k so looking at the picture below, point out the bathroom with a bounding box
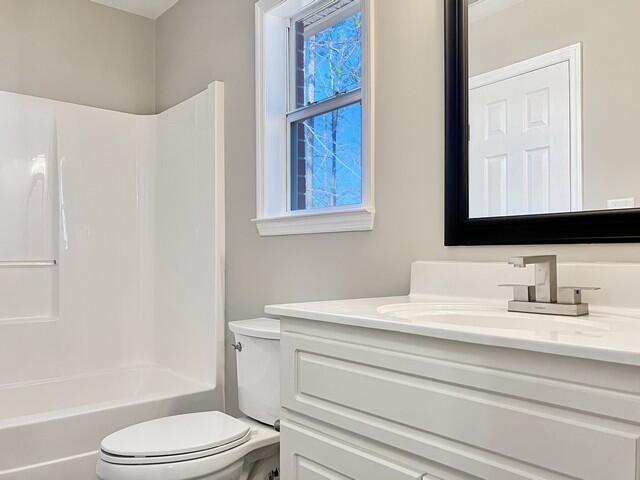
[2,0,640,478]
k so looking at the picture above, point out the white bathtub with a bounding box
[0,366,220,480]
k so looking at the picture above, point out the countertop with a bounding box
[265,295,640,367]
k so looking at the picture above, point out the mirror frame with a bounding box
[444,0,640,245]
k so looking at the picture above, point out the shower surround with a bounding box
[0,83,225,479]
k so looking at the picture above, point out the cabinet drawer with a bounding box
[281,420,425,480]
[282,330,640,480]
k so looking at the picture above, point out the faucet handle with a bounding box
[557,286,600,305]
[499,284,536,302]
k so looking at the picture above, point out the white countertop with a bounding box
[265,295,640,367]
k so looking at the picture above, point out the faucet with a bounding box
[508,255,557,303]
[501,255,598,316]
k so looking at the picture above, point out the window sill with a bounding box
[252,207,375,236]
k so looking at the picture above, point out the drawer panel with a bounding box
[296,457,351,480]
[281,420,425,480]
[282,331,640,480]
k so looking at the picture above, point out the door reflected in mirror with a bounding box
[468,0,638,219]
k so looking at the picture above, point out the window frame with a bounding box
[254,0,375,236]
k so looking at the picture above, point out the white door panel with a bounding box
[469,61,571,217]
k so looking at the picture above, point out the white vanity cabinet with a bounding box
[280,419,427,480]
[279,317,640,480]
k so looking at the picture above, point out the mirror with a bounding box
[468,0,638,218]
[444,0,640,245]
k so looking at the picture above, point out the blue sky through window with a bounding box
[292,10,362,210]
[303,12,362,105]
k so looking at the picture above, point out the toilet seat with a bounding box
[100,430,251,465]
[97,417,280,480]
[100,412,251,466]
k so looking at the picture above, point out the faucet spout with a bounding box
[508,255,557,303]
[501,255,596,316]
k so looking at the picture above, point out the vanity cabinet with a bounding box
[279,318,640,480]
[280,419,427,480]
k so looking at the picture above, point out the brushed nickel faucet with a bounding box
[500,255,599,316]
[508,255,557,303]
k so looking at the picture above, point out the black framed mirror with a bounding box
[445,0,640,245]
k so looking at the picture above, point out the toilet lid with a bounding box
[101,412,251,458]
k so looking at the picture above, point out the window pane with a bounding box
[291,102,362,210]
[295,9,362,107]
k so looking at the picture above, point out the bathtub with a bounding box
[0,366,220,480]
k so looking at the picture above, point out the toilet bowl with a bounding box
[96,319,280,480]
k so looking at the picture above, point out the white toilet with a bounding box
[96,319,281,480]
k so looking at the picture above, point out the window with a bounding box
[290,4,363,211]
[255,0,374,236]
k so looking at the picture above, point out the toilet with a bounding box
[96,318,281,480]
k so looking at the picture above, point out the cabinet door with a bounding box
[282,329,640,480]
[281,420,425,480]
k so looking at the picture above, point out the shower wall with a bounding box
[0,83,224,391]
[144,84,226,386]
[0,92,144,385]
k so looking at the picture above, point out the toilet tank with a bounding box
[228,318,280,426]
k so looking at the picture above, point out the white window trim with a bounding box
[254,0,375,236]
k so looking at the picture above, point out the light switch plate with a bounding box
[607,198,635,209]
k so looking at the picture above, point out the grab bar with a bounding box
[0,260,56,267]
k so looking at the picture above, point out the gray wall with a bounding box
[0,0,156,114]
[468,0,640,211]
[4,0,639,414]
[155,0,640,414]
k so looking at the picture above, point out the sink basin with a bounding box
[376,302,612,339]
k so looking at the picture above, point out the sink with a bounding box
[376,302,612,339]
[266,261,640,366]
